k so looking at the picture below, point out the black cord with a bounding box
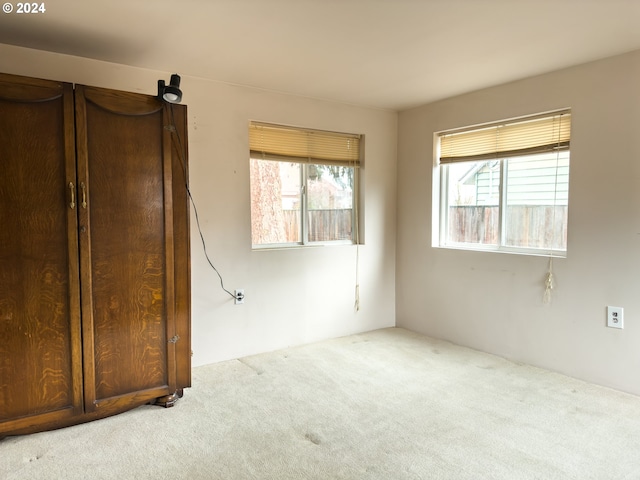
[167,104,236,300]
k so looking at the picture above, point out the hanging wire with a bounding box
[167,104,236,300]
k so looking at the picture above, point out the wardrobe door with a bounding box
[75,85,178,413]
[0,74,83,435]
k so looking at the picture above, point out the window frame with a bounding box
[248,121,361,250]
[434,110,571,257]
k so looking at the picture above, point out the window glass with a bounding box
[250,159,301,245]
[504,152,569,250]
[307,165,353,242]
[250,159,355,247]
[444,160,499,246]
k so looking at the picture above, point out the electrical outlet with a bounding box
[234,289,245,305]
[607,306,623,329]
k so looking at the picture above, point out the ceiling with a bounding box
[1,0,639,111]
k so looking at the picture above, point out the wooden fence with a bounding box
[283,209,352,242]
[449,205,568,249]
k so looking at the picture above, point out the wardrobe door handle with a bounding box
[80,182,87,208]
[69,182,75,209]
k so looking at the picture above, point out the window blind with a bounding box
[439,111,571,164]
[249,121,361,167]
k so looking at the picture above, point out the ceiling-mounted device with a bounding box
[158,74,182,104]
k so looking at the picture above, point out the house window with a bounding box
[249,122,361,248]
[436,110,571,255]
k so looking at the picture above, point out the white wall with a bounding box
[0,44,398,367]
[397,50,640,395]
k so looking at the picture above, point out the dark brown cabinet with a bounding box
[0,73,190,436]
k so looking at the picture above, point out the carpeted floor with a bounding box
[2,327,640,479]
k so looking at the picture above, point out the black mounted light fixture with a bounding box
[158,73,182,104]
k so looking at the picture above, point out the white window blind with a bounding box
[439,111,571,164]
[249,121,361,167]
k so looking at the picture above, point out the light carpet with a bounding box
[2,327,640,479]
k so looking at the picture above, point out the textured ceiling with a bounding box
[1,0,639,110]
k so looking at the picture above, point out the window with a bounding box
[436,110,571,255]
[249,122,361,248]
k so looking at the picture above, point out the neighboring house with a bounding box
[456,152,569,207]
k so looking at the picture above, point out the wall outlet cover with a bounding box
[607,306,623,329]
[234,289,245,305]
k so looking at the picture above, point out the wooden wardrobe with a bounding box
[0,73,191,437]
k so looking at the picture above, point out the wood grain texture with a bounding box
[0,77,81,427]
[1,75,190,436]
[82,87,163,116]
[79,88,169,403]
[0,72,66,102]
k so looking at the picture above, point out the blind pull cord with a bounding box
[543,257,555,305]
[543,114,564,304]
